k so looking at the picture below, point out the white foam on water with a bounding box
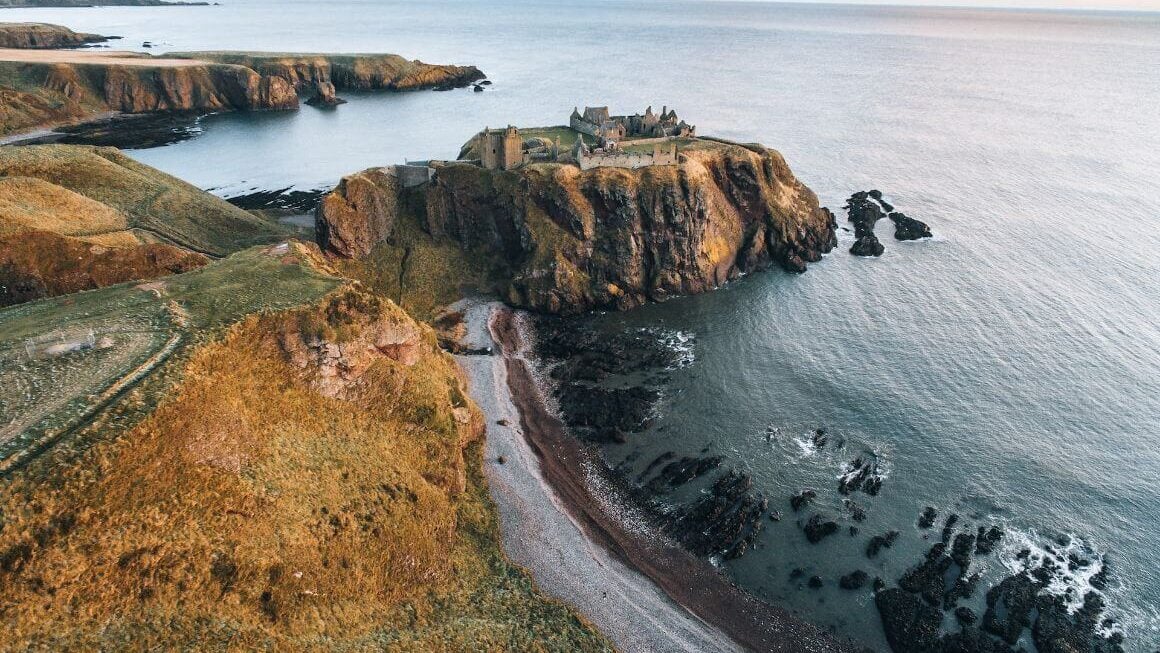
[637,326,697,370]
[999,527,1122,637]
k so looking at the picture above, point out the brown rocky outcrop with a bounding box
[0,22,112,49]
[317,140,837,314]
[276,287,424,398]
[0,229,207,306]
[1,51,481,136]
[315,167,400,258]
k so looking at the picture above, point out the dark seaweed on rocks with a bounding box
[533,315,683,443]
[534,316,770,562]
[803,514,840,544]
[13,112,204,149]
[226,187,327,214]
[838,455,885,496]
[874,520,1127,653]
[867,530,900,558]
[654,470,768,560]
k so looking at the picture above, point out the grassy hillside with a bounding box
[0,241,611,650]
[0,145,285,256]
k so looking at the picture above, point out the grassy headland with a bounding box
[0,142,610,649]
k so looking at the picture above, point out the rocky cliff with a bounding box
[0,51,482,136]
[0,22,112,48]
[176,51,485,93]
[317,139,837,314]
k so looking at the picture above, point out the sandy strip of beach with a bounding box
[0,48,203,66]
[454,298,859,653]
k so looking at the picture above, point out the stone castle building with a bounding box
[476,106,692,171]
[479,125,523,170]
[570,105,695,141]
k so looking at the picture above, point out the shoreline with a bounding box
[457,298,859,653]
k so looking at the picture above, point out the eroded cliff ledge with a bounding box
[0,50,483,136]
[0,23,113,49]
[317,138,837,314]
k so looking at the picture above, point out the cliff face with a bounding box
[39,60,299,113]
[314,167,400,258]
[178,52,485,92]
[318,140,837,314]
[0,51,482,136]
[0,22,111,48]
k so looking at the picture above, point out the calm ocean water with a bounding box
[6,0,1158,648]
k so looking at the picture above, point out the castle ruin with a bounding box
[479,125,524,170]
[570,105,695,141]
[475,106,693,171]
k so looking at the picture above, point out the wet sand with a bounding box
[455,298,859,653]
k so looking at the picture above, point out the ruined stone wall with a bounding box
[396,164,434,187]
[577,147,678,170]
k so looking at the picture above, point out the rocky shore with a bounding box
[482,304,860,652]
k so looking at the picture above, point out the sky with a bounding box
[728,0,1160,11]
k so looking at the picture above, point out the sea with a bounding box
[4,0,1158,649]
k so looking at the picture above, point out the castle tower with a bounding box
[479,125,524,170]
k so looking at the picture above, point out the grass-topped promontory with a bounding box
[0,229,610,650]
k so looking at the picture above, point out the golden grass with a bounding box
[0,175,134,241]
[0,145,285,255]
[0,286,610,651]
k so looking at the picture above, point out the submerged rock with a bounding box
[659,470,768,560]
[850,233,885,257]
[867,530,900,558]
[918,506,938,529]
[803,514,840,544]
[791,489,817,512]
[839,570,870,590]
[983,573,1042,645]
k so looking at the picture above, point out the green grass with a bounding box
[0,244,341,470]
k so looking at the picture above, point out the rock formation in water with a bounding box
[874,516,1126,653]
[0,22,114,48]
[889,211,932,240]
[317,139,838,314]
[845,190,932,256]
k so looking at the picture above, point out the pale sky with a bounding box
[729,0,1160,11]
